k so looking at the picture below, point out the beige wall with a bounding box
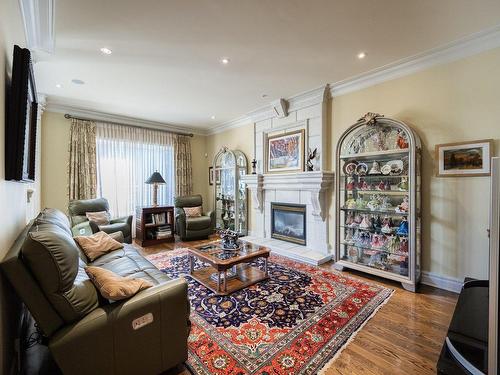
[330,47,500,281]
[0,1,40,373]
[41,112,70,211]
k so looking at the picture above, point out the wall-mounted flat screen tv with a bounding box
[5,45,38,182]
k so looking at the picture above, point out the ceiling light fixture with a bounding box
[55,83,62,88]
[100,47,112,55]
[71,79,85,85]
[220,57,230,65]
[211,115,216,120]
[357,52,366,59]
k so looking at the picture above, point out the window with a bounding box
[96,123,175,218]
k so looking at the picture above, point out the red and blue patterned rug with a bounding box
[147,248,393,375]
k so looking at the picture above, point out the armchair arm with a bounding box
[110,215,133,227]
[49,278,190,375]
[175,209,186,237]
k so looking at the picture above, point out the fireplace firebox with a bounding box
[271,203,306,245]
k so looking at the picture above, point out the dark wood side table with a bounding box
[136,206,175,247]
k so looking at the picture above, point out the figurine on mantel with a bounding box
[307,148,318,171]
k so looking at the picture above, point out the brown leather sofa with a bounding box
[0,208,190,375]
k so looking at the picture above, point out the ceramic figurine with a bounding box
[381,215,393,234]
[359,215,371,229]
[345,212,354,226]
[397,217,409,236]
[399,238,409,253]
[359,179,369,190]
[345,230,354,244]
[384,181,391,190]
[374,215,383,231]
[367,195,380,211]
[387,235,400,253]
[371,234,383,249]
[396,196,409,213]
[356,197,367,209]
[345,198,356,209]
[397,177,408,191]
[396,129,409,149]
[348,246,359,263]
[356,163,368,176]
[368,161,381,175]
[380,196,391,210]
[354,214,363,225]
[377,180,386,190]
[346,177,356,191]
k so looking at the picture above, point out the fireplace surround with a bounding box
[271,203,306,245]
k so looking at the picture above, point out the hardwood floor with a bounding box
[137,237,458,375]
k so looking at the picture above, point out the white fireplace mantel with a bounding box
[241,171,334,220]
[241,171,334,265]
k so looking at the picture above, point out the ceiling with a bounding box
[34,0,500,129]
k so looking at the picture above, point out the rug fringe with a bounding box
[317,289,395,375]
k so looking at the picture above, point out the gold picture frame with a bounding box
[265,129,305,174]
[435,139,493,177]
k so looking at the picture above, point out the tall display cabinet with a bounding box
[213,147,248,235]
[334,113,421,292]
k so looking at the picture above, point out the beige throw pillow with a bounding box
[86,211,110,225]
[184,206,202,217]
[85,266,153,301]
[74,231,124,261]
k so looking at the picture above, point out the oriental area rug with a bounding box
[147,248,393,375]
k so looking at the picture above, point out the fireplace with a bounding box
[271,203,306,245]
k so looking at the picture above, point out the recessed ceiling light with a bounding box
[55,83,62,88]
[357,52,366,59]
[100,47,112,55]
[211,115,216,120]
[220,57,230,65]
[71,79,85,85]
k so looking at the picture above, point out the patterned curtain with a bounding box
[68,118,97,200]
[174,135,193,197]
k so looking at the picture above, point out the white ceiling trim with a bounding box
[18,0,55,54]
[44,99,208,135]
[330,23,500,97]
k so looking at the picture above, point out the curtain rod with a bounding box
[63,113,194,137]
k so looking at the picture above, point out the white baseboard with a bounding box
[421,271,463,294]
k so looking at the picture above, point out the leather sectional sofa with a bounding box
[0,208,190,375]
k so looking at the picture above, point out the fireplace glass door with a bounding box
[271,203,306,245]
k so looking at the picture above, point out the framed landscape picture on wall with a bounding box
[265,129,305,173]
[435,139,493,177]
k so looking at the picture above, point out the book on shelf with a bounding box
[150,213,166,225]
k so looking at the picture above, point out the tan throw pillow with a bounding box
[85,266,153,301]
[74,231,124,261]
[86,211,110,225]
[184,206,202,217]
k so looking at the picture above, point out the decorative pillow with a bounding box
[74,231,123,261]
[85,211,110,225]
[85,266,153,301]
[184,206,202,217]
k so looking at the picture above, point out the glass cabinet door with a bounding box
[335,114,421,291]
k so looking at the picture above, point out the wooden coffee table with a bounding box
[188,241,270,295]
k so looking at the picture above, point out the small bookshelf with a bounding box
[136,206,175,246]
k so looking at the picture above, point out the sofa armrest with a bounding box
[49,278,190,375]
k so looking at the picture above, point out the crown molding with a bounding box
[330,24,500,97]
[19,0,55,54]
[207,84,330,135]
[44,98,208,136]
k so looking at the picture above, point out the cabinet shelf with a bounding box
[342,190,408,195]
[340,148,409,160]
[340,225,405,235]
[340,207,409,216]
[340,242,409,257]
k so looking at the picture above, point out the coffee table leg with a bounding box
[223,270,227,292]
[217,272,221,293]
[189,255,194,274]
[264,258,268,277]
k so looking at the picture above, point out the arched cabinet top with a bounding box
[214,146,248,169]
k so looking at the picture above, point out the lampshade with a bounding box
[145,171,166,184]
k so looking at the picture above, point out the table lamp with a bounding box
[145,171,166,207]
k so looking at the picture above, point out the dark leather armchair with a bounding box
[174,194,215,241]
[68,197,133,243]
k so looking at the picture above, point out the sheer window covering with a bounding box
[96,123,175,218]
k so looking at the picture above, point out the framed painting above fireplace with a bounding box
[271,202,306,245]
[265,129,305,173]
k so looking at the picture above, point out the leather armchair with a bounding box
[68,197,133,243]
[174,194,215,241]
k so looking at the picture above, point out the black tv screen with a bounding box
[5,45,38,182]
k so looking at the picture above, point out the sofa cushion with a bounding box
[33,208,72,236]
[90,245,170,286]
[186,216,212,231]
[75,231,124,261]
[85,266,153,301]
[22,225,99,323]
